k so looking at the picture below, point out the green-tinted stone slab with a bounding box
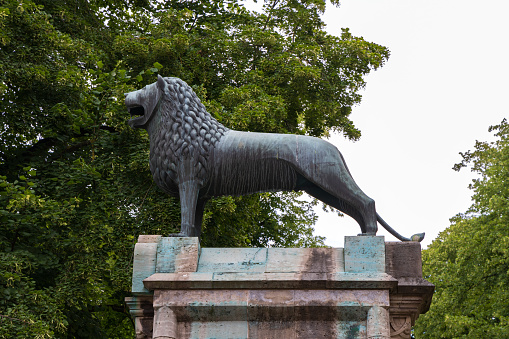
[156,237,200,273]
[188,321,248,339]
[197,248,267,272]
[266,248,344,273]
[132,241,159,293]
[344,236,385,273]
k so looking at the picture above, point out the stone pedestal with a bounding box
[126,236,433,339]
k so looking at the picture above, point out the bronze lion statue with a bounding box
[126,75,424,242]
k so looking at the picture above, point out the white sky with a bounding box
[312,0,509,248]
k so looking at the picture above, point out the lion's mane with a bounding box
[149,77,228,193]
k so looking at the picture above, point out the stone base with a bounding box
[126,236,433,339]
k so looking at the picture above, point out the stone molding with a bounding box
[125,294,154,339]
[144,272,397,290]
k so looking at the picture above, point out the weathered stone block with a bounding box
[344,236,385,273]
[198,248,267,272]
[367,305,390,339]
[156,237,200,273]
[132,235,161,293]
[266,247,344,273]
[153,306,177,339]
[184,321,248,339]
[385,241,422,279]
[138,235,162,243]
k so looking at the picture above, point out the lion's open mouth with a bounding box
[125,85,159,129]
[129,105,145,117]
[127,103,149,128]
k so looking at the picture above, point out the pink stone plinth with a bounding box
[126,236,433,339]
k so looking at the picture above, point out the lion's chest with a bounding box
[148,128,179,195]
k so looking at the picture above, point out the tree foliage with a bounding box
[0,0,389,336]
[414,119,509,338]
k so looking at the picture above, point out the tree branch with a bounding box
[1,125,120,170]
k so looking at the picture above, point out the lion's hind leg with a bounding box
[290,137,378,235]
[301,181,372,234]
[295,165,378,235]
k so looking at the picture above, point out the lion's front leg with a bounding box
[177,180,201,238]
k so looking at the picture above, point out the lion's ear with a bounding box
[157,75,166,91]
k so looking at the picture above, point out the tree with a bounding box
[414,119,509,338]
[0,0,389,336]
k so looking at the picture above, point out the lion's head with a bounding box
[126,75,228,189]
[126,76,166,129]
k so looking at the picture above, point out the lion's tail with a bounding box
[376,213,425,242]
[337,150,424,242]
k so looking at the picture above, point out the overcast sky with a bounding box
[311,0,509,248]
